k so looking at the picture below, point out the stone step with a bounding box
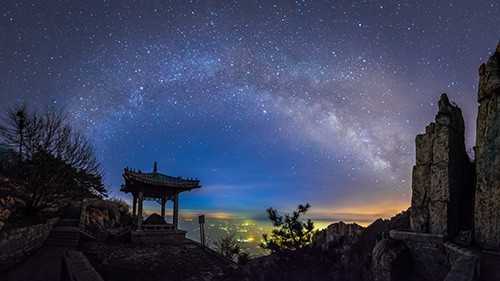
[45,242,78,248]
[49,232,80,237]
[47,235,80,241]
[45,227,81,248]
[46,234,80,240]
[45,240,79,246]
[45,237,79,243]
[52,226,81,231]
[49,230,80,235]
[57,219,80,226]
[46,237,79,243]
[47,233,79,238]
[48,236,80,241]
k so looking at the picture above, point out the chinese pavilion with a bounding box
[121,162,201,234]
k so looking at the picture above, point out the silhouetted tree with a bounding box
[0,104,106,213]
[214,232,243,261]
[0,105,101,171]
[237,251,250,265]
[260,203,315,253]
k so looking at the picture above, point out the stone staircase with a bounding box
[45,219,81,248]
[57,219,80,227]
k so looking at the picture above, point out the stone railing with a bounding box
[142,224,175,231]
[386,230,479,281]
[0,218,58,270]
[389,230,445,243]
[61,250,104,281]
[443,242,480,281]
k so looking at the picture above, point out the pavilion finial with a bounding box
[153,161,158,173]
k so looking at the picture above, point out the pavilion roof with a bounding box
[122,167,201,191]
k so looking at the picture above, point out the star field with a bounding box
[1,1,499,221]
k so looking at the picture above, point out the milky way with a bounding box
[1,1,499,221]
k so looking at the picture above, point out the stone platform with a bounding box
[131,229,186,244]
[81,239,236,281]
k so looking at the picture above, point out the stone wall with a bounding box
[410,94,474,238]
[372,230,479,281]
[474,43,500,250]
[0,218,58,270]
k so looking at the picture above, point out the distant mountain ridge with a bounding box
[313,221,364,250]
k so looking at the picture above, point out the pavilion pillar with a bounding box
[173,193,179,229]
[161,194,166,218]
[132,194,137,216]
[137,191,144,230]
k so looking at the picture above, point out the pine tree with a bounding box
[261,203,315,253]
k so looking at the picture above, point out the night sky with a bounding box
[1,1,499,222]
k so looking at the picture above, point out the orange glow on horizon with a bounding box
[309,199,410,225]
[140,199,410,227]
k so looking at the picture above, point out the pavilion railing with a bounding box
[141,224,176,231]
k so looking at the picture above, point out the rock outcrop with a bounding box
[82,199,131,232]
[313,221,364,250]
[0,177,26,232]
[410,94,474,237]
[372,239,411,281]
[346,211,410,281]
[474,43,500,250]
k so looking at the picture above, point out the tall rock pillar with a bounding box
[475,43,500,250]
[410,94,473,237]
[410,123,433,232]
